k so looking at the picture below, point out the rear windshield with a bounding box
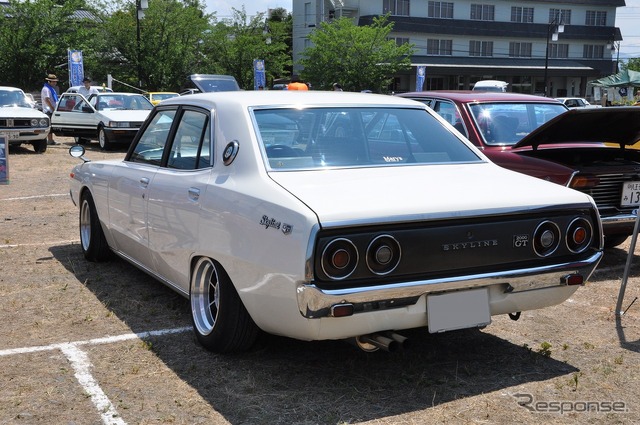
[468,102,567,146]
[253,107,482,170]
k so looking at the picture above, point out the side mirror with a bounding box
[69,144,89,162]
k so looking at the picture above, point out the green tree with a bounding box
[621,57,640,73]
[0,0,96,91]
[200,7,291,89]
[298,15,414,92]
[103,0,211,91]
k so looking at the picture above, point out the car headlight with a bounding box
[39,118,49,127]
[107,121,130,128]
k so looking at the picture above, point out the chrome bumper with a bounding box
[297,251,603,318]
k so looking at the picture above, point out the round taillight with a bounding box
[321,238,358,280]
[533,220,561,257]
[566,217,593,253]
[366,235,401,275]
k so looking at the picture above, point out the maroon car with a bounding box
[398,91,640,248]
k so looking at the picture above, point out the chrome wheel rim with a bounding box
[98,129,106,149]
[191,258,219,336]
[80,198,91,251]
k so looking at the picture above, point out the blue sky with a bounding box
[205,0,292,20]
[615,0,640,59]
[205,1,640,60]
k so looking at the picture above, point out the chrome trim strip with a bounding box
[296,251,602,318]
[114,250,189,298]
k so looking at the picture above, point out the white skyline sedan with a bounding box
[68,91,603,353]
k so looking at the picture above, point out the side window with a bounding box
[129,109,177,165]
[58,94,81,112]
[433,101,467,137]
[167,109,211,170]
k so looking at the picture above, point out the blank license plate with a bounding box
[621,181,640,207]
[427,288,491,333]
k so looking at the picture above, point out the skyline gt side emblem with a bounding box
[259,215,293,235]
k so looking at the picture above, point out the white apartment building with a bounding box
[292,0,624,98]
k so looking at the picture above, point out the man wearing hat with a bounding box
[41,74,59,145]
[78,77,99,98]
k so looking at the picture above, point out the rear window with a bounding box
[253,107,482,170]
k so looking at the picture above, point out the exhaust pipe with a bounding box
[382,331,411,350]
[352,331,410,352]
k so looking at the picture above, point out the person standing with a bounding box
[78,77,99,98]
[287,75,308,91]
[332,83,343,91]
[41,74,59,145]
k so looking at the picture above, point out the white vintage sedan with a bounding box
[52,92,153,150]
[0,86,50,153]
[68,91,604,353]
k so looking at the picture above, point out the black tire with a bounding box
[79,191,112,261]
[190,257,259,353]
[32,139,47,153]
[98,127,111,151]
[604,235,628,249]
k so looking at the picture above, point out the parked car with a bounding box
[397,90,640,247]
[23,93,40,110]
[66,85,113,94]
[0,86,50,153]
[51,92,153,150]
[472,80,508,92]
[145,91,179,105]
[68,91,603,353]
[555,97,602,109]
[181,74,240,93]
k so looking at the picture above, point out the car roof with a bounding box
[0,86,24,92]
[398,90,562,104]
[92,92,143,96]
[160,90,427,109]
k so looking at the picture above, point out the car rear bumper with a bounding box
[296,251,603,319]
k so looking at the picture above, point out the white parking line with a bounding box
[1,193,68,201]
[60,343,127,425]
[0,240,79,249]
[0,327,191,425]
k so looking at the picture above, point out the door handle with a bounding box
[188,187,200,201]
[140,177,150,188]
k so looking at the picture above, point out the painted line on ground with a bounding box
[0,239,79,249]
[1,193,68,201]
[0,327,191,425]
[60,343,128,425]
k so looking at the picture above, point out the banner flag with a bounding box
[416,66,426,92]
[254,59,266,90]
[68,50,84,87]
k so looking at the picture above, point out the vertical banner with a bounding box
[68,49,85,87]
[416,66,426,92]
[254,59,266,90]
[0,135,8,184]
